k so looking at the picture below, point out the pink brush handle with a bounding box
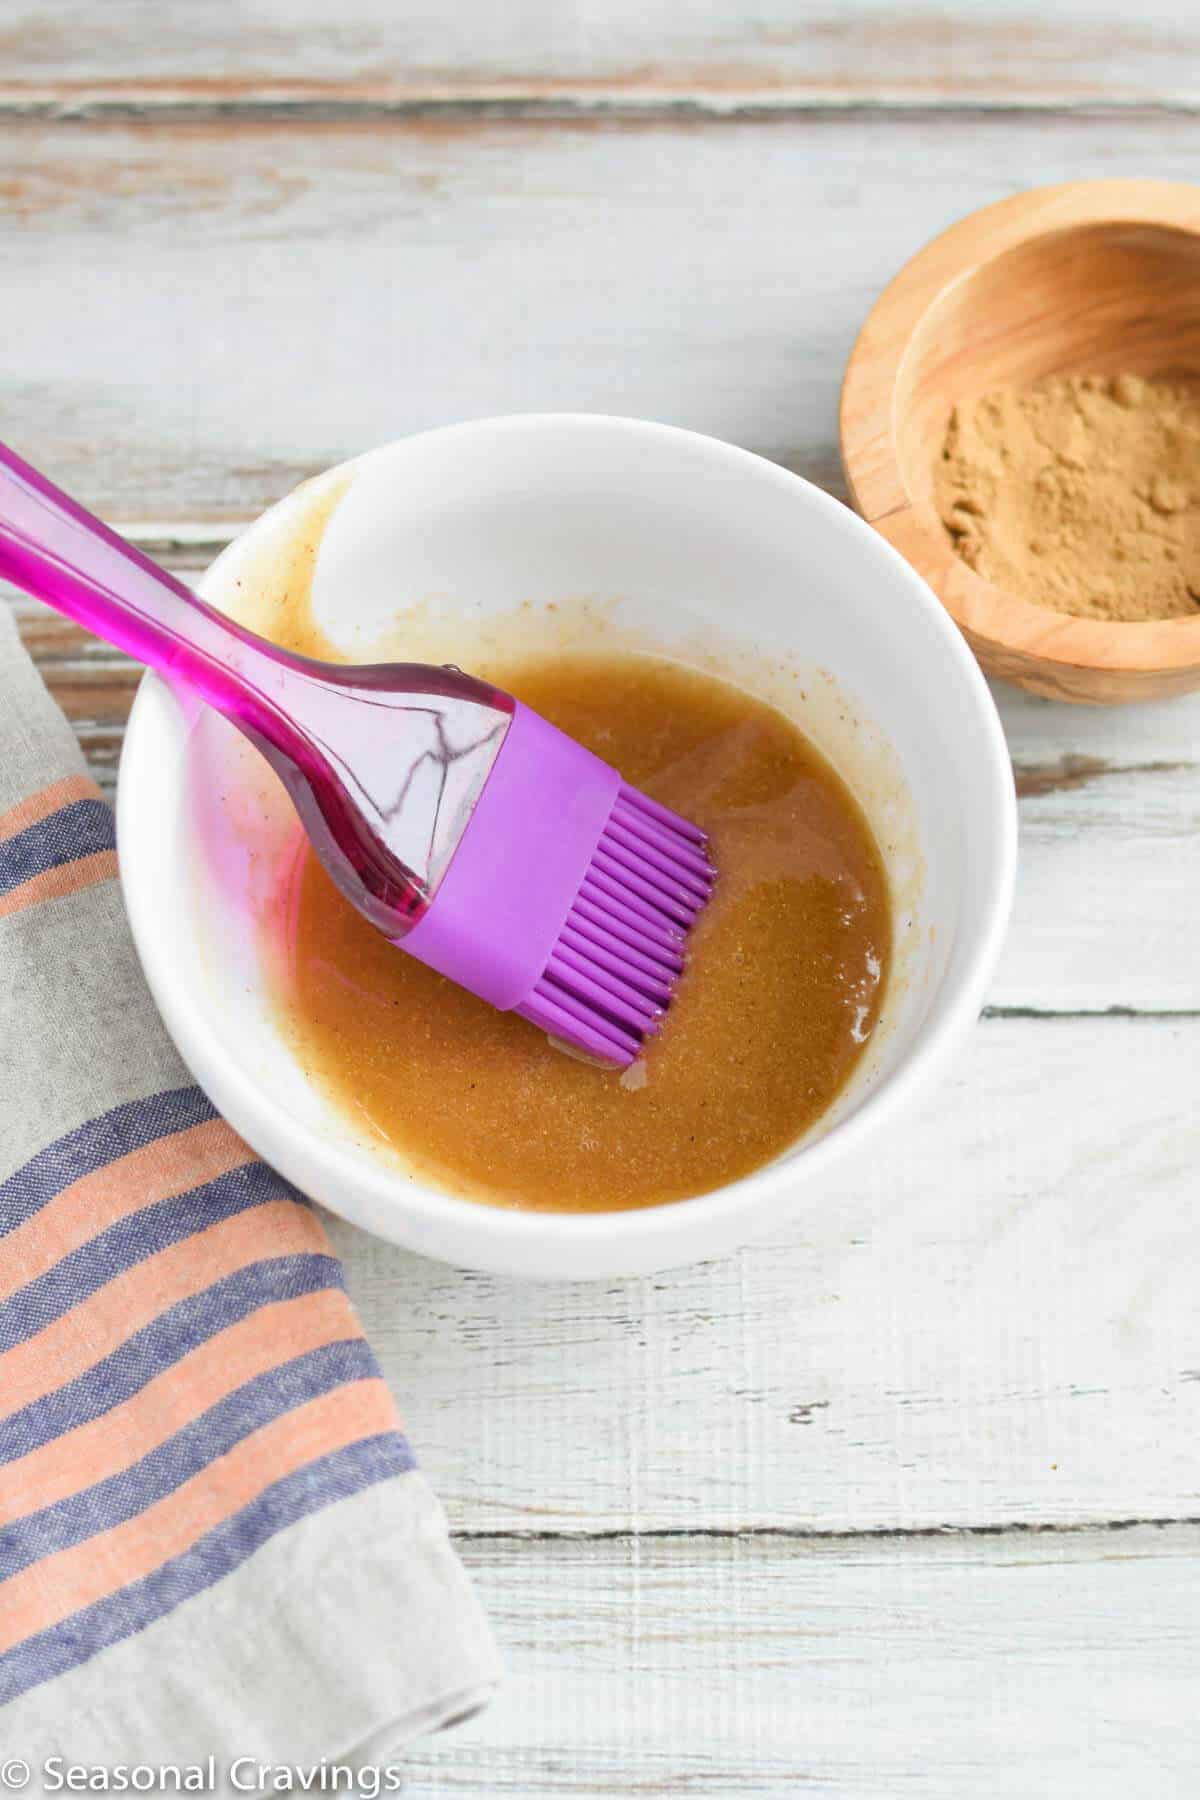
[0,440,514,934]
[0,439,316,754]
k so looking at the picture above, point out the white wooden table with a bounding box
[6,5,1200,1792]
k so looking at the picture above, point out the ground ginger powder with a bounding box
[934,373,1200,621]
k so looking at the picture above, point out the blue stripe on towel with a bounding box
[0,1254,346,1465]
[0,1087,221,1240]
[0,1432,414,1705]
[0,1162,307,1352]
[0,1340,383,1578]
[0,799,115,897]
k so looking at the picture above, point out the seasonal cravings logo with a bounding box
[6,1760,404,1797]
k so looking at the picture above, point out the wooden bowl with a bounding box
[840,179,1200,703]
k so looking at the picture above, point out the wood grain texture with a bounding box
[992,686,1200,1011]
[5,112,1200,520]
[3,0,1200,110]
[323,1015,1200,1534]
[404,1527,1200,1797]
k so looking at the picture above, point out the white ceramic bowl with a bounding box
[118,415,1016,1280]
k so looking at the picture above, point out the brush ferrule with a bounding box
[400,702,621,1012]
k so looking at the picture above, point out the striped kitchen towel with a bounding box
[0,605,499,1768]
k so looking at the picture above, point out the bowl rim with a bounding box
[118,412,1017,1268]
[840,177,1200,677]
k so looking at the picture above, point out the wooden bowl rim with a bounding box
[840,178,1200,676]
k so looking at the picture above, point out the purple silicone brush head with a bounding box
[400,702,715,1066]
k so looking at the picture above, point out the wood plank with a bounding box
[408,1527,1200,1797]
[325,1015,1200,1535]
[992,685,1200,1013]
[4,1,1200,108]
[3,111,1200,521]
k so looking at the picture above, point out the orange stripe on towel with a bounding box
[0,849,119,919]
[0,1119,252,1305]
[0,1200,331,1419]
[0,775,101,844]
[0,1379,396,1653]
[0,1287,365,1520]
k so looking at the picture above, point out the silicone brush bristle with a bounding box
[515,785,715,1065]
